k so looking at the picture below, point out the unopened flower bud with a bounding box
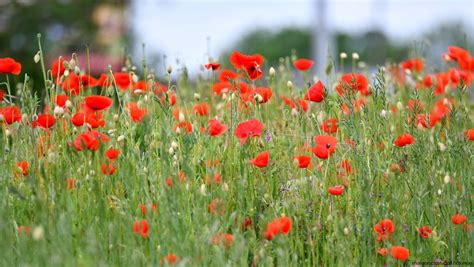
[168,147,174,155]
[171,141,178,149]
[269,67,276,77]
[352,53,359,60]
[34,52,41,63]
[287,80,293,89]
[193,93,201,101]
[166,65,172,74]
[340,52,347,59]
[178,112,185,122]
[443,174,450,184]
[54,106,65,116]
[117,135,125,142]
[254,94,263,103]
[65,100,73,109]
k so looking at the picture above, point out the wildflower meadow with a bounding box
[0,37,473,266]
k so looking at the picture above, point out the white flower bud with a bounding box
[74,66,80,75]
[438,142,446,152]
[193,93,201,101]
[340,52,347,59]
[222,182,229,192]
[117,135,125,142]
[178,112,185,122]
[113,114,119,121]
[254,94,263,103]
[63,70,70,77]
[343,227,349,235]
[166,65,172,74]
[287,81,293,89]
[291,108,298,116]
[168,147,174,155]
[65,100,73,109]
[54,106,65,116]
[5,128,12,136]
[132,74,139,83]
[171,141,178,149]
[34,52,41,63]
[437,189,442,195]
[380,109,388,118]
[351,53,359,60]
[32,226,44,240]
[269,67,276,77]
[200,184,206,195]
[396,101,404,110]
[443,174,450,184]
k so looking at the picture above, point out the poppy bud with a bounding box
[438,142,446,152]
[443,174,450,184]
[291,108,298,116]
[340,52,347,59]
[194,93,201,101]
[74,66,80,75]
[117,135,125,142]
[113,114,119,121]
[64,70,70,77]
[352,53,359,60]
[132,74,139,83]
[171,141,178,149]
[34,52,41,63]
[168,147,175,155]
[54,106,65,116]
[222,182,229,192]
[358,61,366,68]
[343,227,349,235]
[396,101,403,110]
[166,65,172,74]
[269,67,276,77]
[178,112,185,122]
[32,226,44,240]
[65,100,73,108]
[287,81,293,89]
[380,110,388,118]
[200,184,206,195]
[254,94,263,103]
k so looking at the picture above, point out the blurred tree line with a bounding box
[223,22,472,72]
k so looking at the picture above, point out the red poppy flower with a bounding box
[208,119,227,136]
[336,73,369,96]
[2,105,22,124]
[174,121,193,134]
[401,58,424,73]
[320,118,338,134]
[312,135,337,159]
[127,102,148,122]
[101,162,117,175]
[393,133,414,147]
[391,246,409,261]
[452,214,467,225]
[373,219,395,241]
[164,253,178,265]
[61,73,81,95]
[229,51,264,80]
[85,95,113,111]
[293,155,311,168]
[446,46,470,63]
[17,160,28,176]
[377,248,389,256]
[265,216,292,241]
[55,94,68,108]
[66,178,76,190]
[253,87,273,103]
[235,118,264,145]
[304,81,325,102]
[72,130,109,151]
[133,220,149,238]
[218,69,239,82]
[113,72,132,90]
[51,58,66,78]
[205,63,221,71]
[418,226,432,238]
[293,58,314,71]
[465,129,474,141]
[0,57,21,75]
[71,112,86,127]
[210,232,234,248]
[192,102,210,116]
[328,185,345,196]
[250,151,269,168]
[80,74,99,88]
[85,112,106,128]
[32,114,56,129]
[105,147,121,160]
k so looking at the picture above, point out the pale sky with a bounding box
[131,0,474,73]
